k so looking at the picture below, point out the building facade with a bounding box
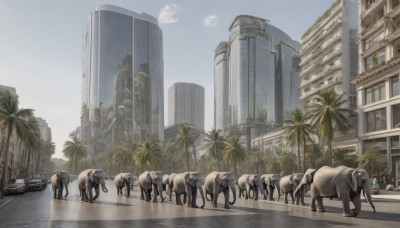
[353,0,400,187]
[299,0,359,153]
[168,83,205,131]
[81,5,164,153]
[215,15,301,141]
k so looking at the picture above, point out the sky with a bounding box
[0,0,333,159]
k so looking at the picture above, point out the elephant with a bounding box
[138,171,165,203]
[50,170,70,199]
[294,166,376,217]
[261,174,281,201]
[114,173,133,197]
[78,169,108,203]
[204,171,236,209]
[168,173,176,201]
[237,174,263,201]
[162,174,170,197]
[280,173,304,205]
[173,172,205,208]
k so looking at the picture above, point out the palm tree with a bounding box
[0,89,34,187]
[133,139,163,171]
[223,135,246,177]
[175,125,199,171]
[23,117,41,180]
[112,146,133,173]
[308,88,351,167]
[283,108,313,172]
[62,135,88,174]
[203,129,225,170]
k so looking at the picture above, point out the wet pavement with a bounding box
[0,180,399,227]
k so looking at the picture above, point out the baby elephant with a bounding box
[114,173,134,197]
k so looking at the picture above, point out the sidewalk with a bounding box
[371,190,400,200]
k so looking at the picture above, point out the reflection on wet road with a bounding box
[0,180,399,227]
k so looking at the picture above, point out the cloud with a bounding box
[203,15,218,28]
[158,4,181,24]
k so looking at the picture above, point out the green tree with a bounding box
[203,129,225,170]
[62,135,88,174]
[223,135,246,177]
[308,88,351,166]
[360,147,383,178]
[284,108,313,172]
[277,151,298,176]
[332,149,358,168]
[175,125,199,171]
[304,144,325,169]
[133,139,163,171]
[0,89,34,186]
[23,117,41,179]
[112,146,133,173]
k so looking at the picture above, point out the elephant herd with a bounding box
[50,165,377,217]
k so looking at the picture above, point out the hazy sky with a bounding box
[0,0,333,159]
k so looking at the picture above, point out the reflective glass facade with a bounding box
[215,15,300,134]
[81,5,163,152]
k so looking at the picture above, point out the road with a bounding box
[0,180,399,228]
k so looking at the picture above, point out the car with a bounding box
[33,174,48,189]
[27,179,44,191]
[2,179,27,195]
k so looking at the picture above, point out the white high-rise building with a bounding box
[168,83,205,131]
[353,0,400,187]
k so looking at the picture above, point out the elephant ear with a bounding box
[146,173,152,183]
[289,175,294,185]
[215,173,222,185]
[87,170,94,182]
[346,170,358,192]
[184,173,191,184]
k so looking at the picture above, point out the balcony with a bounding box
[299,54,312,66]
[386,5,400,18]
[324,18,342,36]
[361,0,385,18]
[362,40,386,57]
[352,55,400,84]
[359,17,385,39]
[384,27,400,43]
[323,32,342,49]
[322,50,341,63]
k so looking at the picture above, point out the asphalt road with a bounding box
[0,180,399,228]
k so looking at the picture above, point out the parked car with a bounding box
[3,179,27,195]
[33,174,48,189]
[27,179,43,191]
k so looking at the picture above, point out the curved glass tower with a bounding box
[81,5,164,153]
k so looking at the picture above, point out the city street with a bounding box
[0,180,400,228]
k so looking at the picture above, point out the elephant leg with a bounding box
[151,184,157,203]
[183,192,187,205]
[268,186,274,200]
[147,189,152,202]
[254,187,259,201]
[175,193,181,205]
[317,197,325,212]
[284,192,288,204]
[191,187,198,208]
[86,182,94,203]
[210,194,215,206]
[93,186,100,200]
[289,192,295,204]
[238,189,242,198]
[300,189,305,206]
[310,197,316,211]
[53,186,56,199]
[224,189,230,209]
[341,195,353,217]
[140,185,145,200]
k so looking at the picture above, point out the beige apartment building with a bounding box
[353,0,400,187]
[299,0,359,152]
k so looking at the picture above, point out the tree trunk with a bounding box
[186,144,190,171]
[297,135,301,172]
[1,125,12,187]
[25,149,31,180]
[328,140,332,167]
[75,152,78,175]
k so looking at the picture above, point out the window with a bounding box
[366,49,386,70]
[392,76,399,97]
[366,0,376,8]
[365,30,384,50]
[365,81,385,104]
[366,108,387,132]
[393,104,400,128]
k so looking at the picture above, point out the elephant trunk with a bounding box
[362,178,376,213]
[158,183,165,203]
[199,186,205,208]
[275,185,280,201]
[229,182,236,205]
[101,182,108,193]
[63,180,69,198]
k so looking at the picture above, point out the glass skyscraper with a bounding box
[81,5,164,153]
[168,82,205,131]
[215,15,300,137]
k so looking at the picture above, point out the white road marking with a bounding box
[0,197,14,208]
